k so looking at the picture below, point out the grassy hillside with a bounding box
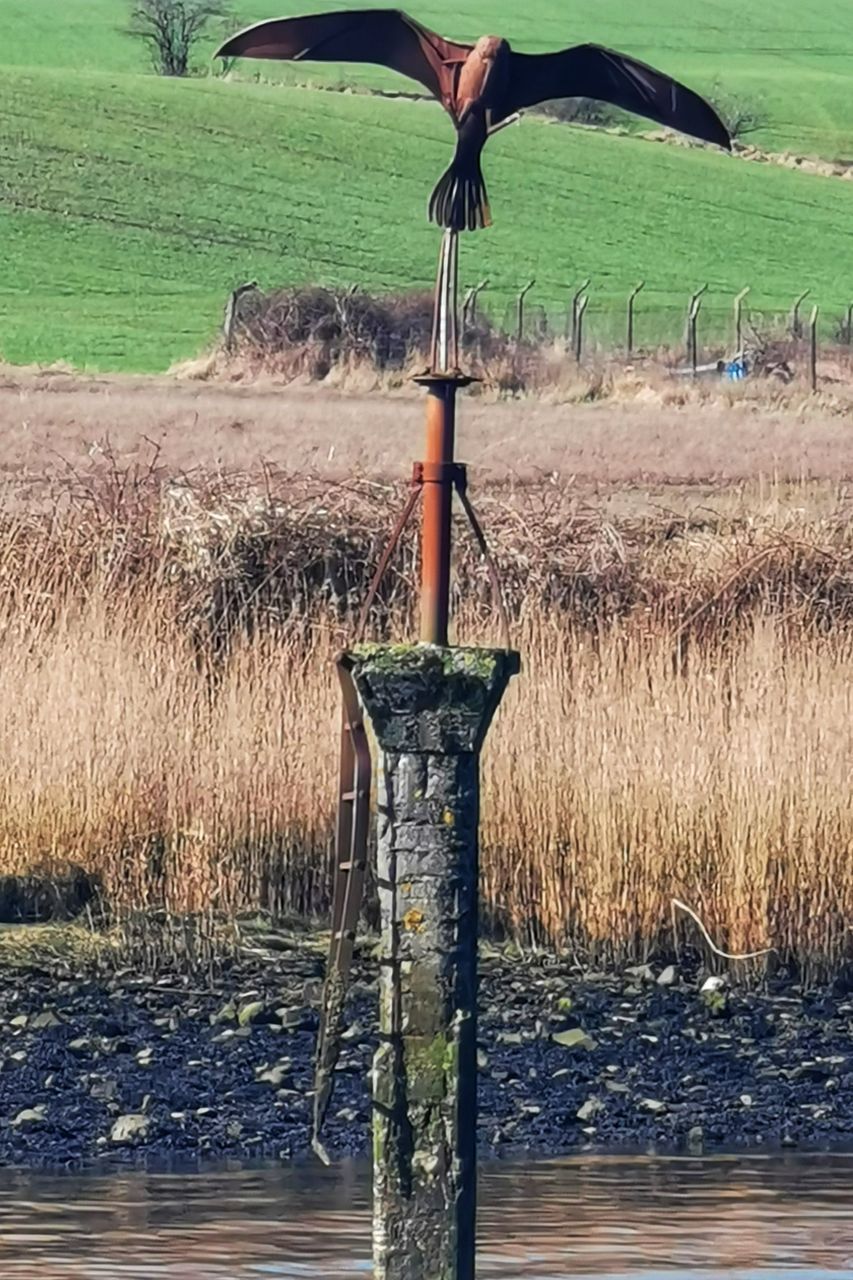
[1,2,852,370]
[7,0,852,154]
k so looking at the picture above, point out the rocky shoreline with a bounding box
[1,934,852,1169]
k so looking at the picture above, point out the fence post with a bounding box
[626,280,644,357]
[574,291,589,363]
[733,286,750,353]
[846,302,853,347]
[515,280,535,343]
[809,304,819,392]
[567,278,591,345]
[687,285,708,375]
[790,289,810,339]
[462,280,488,330]
[222,280,258,353]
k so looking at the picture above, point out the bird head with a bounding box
[474,35,504,64]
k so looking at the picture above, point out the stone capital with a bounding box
[342,644,520,755]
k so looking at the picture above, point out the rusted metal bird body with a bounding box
[218,10,730,228]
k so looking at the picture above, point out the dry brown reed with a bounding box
[2,468,853,980]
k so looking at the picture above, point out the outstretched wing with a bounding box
[216,9,472,109]
[504,44,731,149]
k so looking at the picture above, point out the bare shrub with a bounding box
[128,0,233,77]
[231,285,514,377]
[533,96,623,128]
[707,80,766,140]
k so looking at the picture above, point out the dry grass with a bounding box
[0,466,852,981]
[488,615,853,981]
[3,366,853,495]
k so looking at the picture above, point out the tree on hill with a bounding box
[128,0,233,77]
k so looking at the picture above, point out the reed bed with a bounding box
[1,470,852,980]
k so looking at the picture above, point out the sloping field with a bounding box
[6,0,853,157]
[1,1,851,370]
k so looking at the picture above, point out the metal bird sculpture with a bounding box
[218,9,731,232]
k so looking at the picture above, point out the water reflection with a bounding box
[1,1155,852,1278]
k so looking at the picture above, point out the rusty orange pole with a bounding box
[416,229,471,646]
[418,378,457,645]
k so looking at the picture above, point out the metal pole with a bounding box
[420,383,456,645]
[222,280,258,352]
[358,223,520,1280]
[568,278,591,345]
[809,304,819,392]
[418,231,472,647]
[574,292,589,363]
[516,279,535,343]
[687,285,708,375]
[462,279,488,330]
[846,302,853,347]
[734,290,745,353]
[627,280,644,356]
[791,289,810,340]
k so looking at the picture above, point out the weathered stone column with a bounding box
[344,644,519,1280]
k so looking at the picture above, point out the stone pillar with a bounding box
[344,644,519,1280]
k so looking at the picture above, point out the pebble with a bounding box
[0,943,850,1168]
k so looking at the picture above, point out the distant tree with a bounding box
[127,0,233,77]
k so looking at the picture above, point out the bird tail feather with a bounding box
[429,157,491,232]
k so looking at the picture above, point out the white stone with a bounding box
[110,1113,150,1144]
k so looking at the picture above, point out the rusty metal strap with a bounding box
[312,658,372,1163]
[314,480,424,1161]
[415,460,465,486]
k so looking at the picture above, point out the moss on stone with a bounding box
[440,648,499,680]
[405,1032,450,1103]
[351,641,424,672]
[351,643,501,684]
[442,1034,458,1085]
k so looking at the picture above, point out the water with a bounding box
[1,1155,851,1279]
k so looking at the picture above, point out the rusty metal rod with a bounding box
[454,476,511,651]
[420,386,457,645]
[421,229,464,645]
[356,479,424,641]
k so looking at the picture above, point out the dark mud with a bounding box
[1,937,851,1168]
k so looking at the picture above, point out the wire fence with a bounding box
[471,284,853,364]
[224,279,853,391]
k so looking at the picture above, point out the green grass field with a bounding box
[1,1,852,370]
